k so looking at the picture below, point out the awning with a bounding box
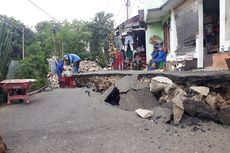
[146,0,185,23]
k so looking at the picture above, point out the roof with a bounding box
[146,0,185,23]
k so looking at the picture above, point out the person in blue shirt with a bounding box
[150,47,167,70]
[63,54,81,74]
[56,59,64,80]
[148,46,159,68]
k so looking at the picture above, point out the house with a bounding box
[144,0,230,70]
[114,10,147,69]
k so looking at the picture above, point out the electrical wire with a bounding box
[27,0,58,22]
[138,0,144,5]
[129,0,137,17]
[104,0,112,12]
[118,5,127,26]
[114,0,126,21]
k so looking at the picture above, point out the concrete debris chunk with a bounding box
[183,99,219,123]
[119,88,159,111]
[218,105,230,125]
[190,86,210,96]
[171,88,187,124]
[135,109,154,119]
[151,76,174,85]
[115,75,147,93]
[206,94,217,109]
[151,106,173,123]
[150,76,176,94]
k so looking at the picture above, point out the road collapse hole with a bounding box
[104,87,120,106]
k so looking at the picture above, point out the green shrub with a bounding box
[16,51,48,90]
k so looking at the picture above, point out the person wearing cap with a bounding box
[148,45,159,69]
[63,54,81,74]
[150,47,167,70]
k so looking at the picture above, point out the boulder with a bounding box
[218,105,230,125]
[119,88,159,111]
[190,86,210,96]
[135,109,154,119]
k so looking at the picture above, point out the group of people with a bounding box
[148,44,167,70]
[110,44,142,70]
[56,53,81,81]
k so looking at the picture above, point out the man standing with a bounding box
[63,54,81,74]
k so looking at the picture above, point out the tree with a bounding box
[35,21,60,57]
[0,15,35,60]
[0,22,14,80]
[89,11,114,66]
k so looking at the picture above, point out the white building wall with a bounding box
[220,0,230,51]
[169,9,178,53]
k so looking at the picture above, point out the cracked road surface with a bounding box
[0,88,230,153]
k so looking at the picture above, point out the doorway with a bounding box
[203,0,220,54]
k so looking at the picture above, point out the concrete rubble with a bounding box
[101,74,230,126]
[135,109,153,119]
[79,60,102,73]
[190,86,210,96]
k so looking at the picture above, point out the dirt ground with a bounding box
[0,88,230,153]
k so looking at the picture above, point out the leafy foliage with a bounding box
[0,15,35,59]
[16,51,48,89]
[1,11,115,88]
[0,22,13,80]
[89,11,114,66]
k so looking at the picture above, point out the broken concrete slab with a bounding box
[135,109,153,119]
[151,106,173,123]
[171,88,187,124]
[119,88,159,111]
[190,86,210,96]
[183,99,219,123]
[115,75,148,93]
[218,105,230,125]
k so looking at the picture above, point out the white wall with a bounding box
[169,9,178,53]
[220,0,230,51]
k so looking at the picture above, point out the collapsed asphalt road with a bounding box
[0,88,230,153]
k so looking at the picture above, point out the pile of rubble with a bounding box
[102,75,230,125]
[79,60,102,73]
[77,75,118,92]
[47,57,59,89]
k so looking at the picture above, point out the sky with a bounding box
[0,0,144,28]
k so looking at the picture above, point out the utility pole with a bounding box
[125,0,130,20]
[22,27,25,60]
